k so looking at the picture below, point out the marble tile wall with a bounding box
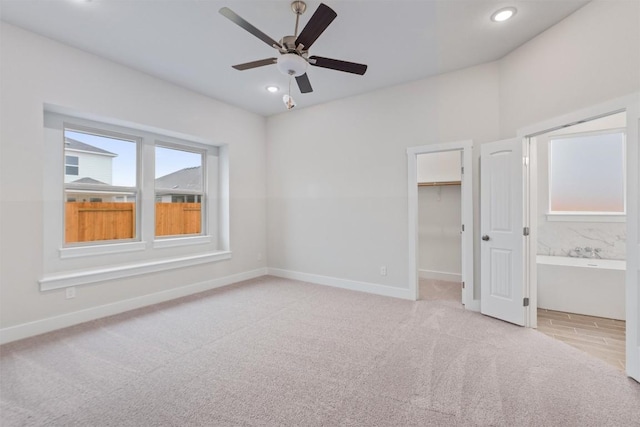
[537,222,626,260]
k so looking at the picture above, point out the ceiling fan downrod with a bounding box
[291,1,307,37]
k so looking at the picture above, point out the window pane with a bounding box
[550,132,625,212]
[155,146,203,237]
[64,129,138,244]
[155,146,203,191]
[65,155,79,166]
[64,130,137,186]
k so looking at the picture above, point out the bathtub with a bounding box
[537,255,626,320]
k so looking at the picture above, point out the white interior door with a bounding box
[481,138,526,326]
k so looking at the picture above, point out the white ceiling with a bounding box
[0,0,589,117]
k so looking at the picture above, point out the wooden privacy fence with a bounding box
[65,202,201,243]
[155,202,201,237]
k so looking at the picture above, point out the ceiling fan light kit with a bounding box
[277,53,308,77]
[219,1,368,109]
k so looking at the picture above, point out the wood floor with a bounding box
[536,308,626,370]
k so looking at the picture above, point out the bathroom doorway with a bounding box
[530,112,628,370]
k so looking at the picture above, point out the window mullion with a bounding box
[141,138,156,243]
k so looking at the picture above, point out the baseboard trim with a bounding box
[418,269,462,282]
[0,267,268,345]
[268,268,413,300]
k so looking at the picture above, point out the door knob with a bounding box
[482,235,490,241]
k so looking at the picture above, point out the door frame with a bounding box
[517,93,640,380]
[407,140,476,309]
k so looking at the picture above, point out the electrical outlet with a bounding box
[380,266,387,276]
[66,287,76,299]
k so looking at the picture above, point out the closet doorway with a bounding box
[417,151,463,302]
[407,141,474,308]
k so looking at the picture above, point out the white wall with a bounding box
[417,151,461,184]
[266,0,640,302]
[266,63,500,296]
[499,0,640,137]
[418,185,461,277]
[0,23,267,331]
[417,151,462,278]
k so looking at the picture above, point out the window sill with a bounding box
[40,250,232,291]
[546,213,626,223]
[153,235,212,249]
[60,241,147,259]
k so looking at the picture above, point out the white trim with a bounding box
[1,268,267,345]
[39,251,232,291]
[516,94,637,138]
[418,269,462,282]
[153,235,212,249]
[406,140,476,310]
[65,147,118,158]
[60,241,147,259]
[546,213,625,223]
[267,268,413,300]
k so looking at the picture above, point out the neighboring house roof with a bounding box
[155,166,202,191]
[71,177,108,185]
[65,137,117,157]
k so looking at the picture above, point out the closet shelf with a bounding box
[418,181,461,187]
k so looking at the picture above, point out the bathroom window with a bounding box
[549,130,625,215]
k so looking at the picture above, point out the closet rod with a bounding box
[418,181,461,187]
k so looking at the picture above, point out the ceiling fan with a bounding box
[219,1,368,97]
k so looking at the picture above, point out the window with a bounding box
[155,145,205,237]
[63,129,139,244]
[42,109,229,290]
[65,155,79,176]
[45,111,222,252]
[549,130,626,214]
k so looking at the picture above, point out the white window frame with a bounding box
[41,108,230,291]
[63,123,142,247]
[153,140,214,248]
[547,128,627,222]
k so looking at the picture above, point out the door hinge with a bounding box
[523,156,529,166]
[523,227,530,236]
[462,281,465,289]
[461,224,465,232]
[461,166,464,175]
[523,297,530,307]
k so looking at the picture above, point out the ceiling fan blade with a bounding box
[295,73,313,94]
[219,7,282,49]
[294,3,337,50]
[309,56,368,75]
[232,58,277,71]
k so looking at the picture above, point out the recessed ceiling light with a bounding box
[266,86,279,93]
[491,7,517,22]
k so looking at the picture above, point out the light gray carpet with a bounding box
[1,276,639,426]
